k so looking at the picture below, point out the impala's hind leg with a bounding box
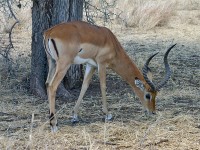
[46,58,56,86]
[71,64,96,123]
[47,60,71,132]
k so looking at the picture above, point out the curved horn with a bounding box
[142,52,159,91]
[156,44,176,91]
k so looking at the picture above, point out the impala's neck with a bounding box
[110,46,150,103]
[106,31,146,90]
[111,50,143,87]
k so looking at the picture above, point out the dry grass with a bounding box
[0,89,199,149]
[93,0,200,29]
[0,0,200,149]
[176,0,200,10]
[1,29,200,149]
[88,0,176,29]
[125,0,176,29]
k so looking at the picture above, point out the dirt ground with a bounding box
[0,5,200,150]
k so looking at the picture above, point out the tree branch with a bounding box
[7,0,19,48]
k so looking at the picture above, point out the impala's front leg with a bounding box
[98,64,112,121]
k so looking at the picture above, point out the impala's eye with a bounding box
[145,93,151,100]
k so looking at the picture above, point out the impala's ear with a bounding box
[135,78,144,91]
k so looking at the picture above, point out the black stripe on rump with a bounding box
[51,39,59,58]
[43,38,47,51]
[44,39,51,56]
[45,39,52,56]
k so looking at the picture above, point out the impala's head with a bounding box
[135,44,176,114]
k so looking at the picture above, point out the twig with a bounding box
[84,0,124,25]
[0,0,19,75]
[7,0,19,21]
[96,140,118,145]
[8,21,19,48]
[7,0,19,48]
[145,139,169,147]
[26,113,34,149]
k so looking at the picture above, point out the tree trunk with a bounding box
[30,0,83,99]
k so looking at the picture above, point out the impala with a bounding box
[43,21,176,132]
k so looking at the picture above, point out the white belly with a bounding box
[73,56,97,67]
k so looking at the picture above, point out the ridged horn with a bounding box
[142,52,159,92]
[156,44,176,90]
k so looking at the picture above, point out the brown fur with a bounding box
[43,21,157,131]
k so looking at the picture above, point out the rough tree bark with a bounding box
[30,0,83,99]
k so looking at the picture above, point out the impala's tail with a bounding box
[43,33,59,61]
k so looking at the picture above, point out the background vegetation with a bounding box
[0,0,199,149]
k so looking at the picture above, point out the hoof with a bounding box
[51,125,58,133]
[71,114,79,124]
[105,114,113,121]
